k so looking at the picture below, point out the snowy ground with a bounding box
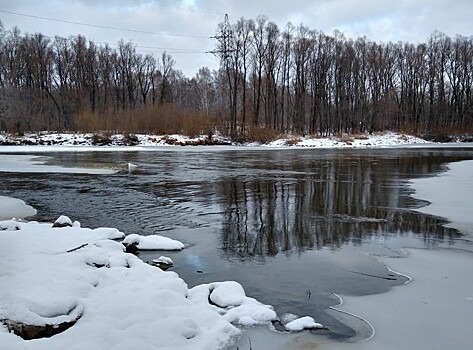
[0,213,298,349]
[0,131,429,149]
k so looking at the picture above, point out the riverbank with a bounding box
[0,131,430,148]
[1,209,305,349]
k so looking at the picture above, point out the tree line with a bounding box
[216,16,473,138]
[0,17,472,139]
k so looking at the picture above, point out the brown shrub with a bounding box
[73,104,217,137]
[123,133,139,146]
[91,133,112,145]
[244,126,280,144]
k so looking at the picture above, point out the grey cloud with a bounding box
[1,0,471,75]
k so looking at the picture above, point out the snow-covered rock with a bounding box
[285,316,324,332]
[122,233,184,251]
[152,256,174,270]
[190,281,278,326]
[209,281,246,308]
[52,215,73,228]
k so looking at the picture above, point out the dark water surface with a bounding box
[2,146,473,339]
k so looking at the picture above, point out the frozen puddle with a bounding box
[0,154,116,174]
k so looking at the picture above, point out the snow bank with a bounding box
[0,216,280,349]
[266,132,428,148]
[0,196,37,220]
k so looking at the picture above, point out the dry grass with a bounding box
[244,126,280,144]
[73,104,215,137]
[284,137,302,146]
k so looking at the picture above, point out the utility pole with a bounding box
[209,14,238,135]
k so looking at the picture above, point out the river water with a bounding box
[1,146,472,342]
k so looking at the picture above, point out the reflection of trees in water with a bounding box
[220,155,462,258]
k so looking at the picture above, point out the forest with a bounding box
[0,16,472,141]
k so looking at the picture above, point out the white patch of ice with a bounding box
[410,160,473,238]
[321,159,473,350]
[0,196,37,220]
[0,154,116,174]
[323,248,473,350]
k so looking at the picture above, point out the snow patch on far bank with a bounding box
[266,132,428,148]
[0,131,429,149]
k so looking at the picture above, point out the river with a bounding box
[1,145,472,342]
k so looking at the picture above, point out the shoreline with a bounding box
[0,131,431,149]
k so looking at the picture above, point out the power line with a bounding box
[0,9,212,39]
[3,29,211,55]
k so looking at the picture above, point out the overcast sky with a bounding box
[1,0,472,76]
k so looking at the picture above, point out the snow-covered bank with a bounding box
[265,131,428,148]
[0,192,325,350]
[0,216,282,349]
[0,131,430,149]
[319,159,473,350]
